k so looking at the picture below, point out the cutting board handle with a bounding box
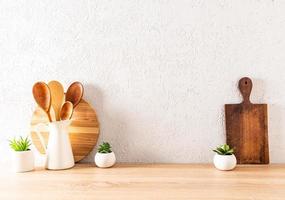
[239,77,252,104]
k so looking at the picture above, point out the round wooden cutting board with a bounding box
[30,99,99,162]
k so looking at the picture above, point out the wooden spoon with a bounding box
[32,82,52,122]
[48,80,64,121]
[60,101,74,121]
[66,82,84,108]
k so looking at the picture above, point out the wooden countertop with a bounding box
[1,164,285,200]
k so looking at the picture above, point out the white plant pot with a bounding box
[95,152,116,168]
[13,150,34,173]
[213,154,237,171]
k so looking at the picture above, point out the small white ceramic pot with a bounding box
[213,154,237,171]
[13,150,34,172]
[95,152,116,168]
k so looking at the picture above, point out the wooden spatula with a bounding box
[32,82,52,122]
[225,77,269,164]
[48,80,64,121]
[60,101,74,121]
[66,82,84,109]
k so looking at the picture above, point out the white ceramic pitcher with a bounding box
[34,120,74,170]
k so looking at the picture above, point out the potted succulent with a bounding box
[213,144,236,171]
[9,137,34,172]
[95,142,116,168]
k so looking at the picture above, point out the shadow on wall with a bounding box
[81,84,104,162]
[81,84,130,163]
[268,104,285,162]
[251,78,266,103]
[80,84,162,163]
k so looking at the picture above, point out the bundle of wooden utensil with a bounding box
[32,81,84,122]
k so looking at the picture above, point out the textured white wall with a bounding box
[0,0,285,164]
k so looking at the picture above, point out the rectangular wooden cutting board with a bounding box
[225,77,269,164]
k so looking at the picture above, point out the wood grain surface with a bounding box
[1,164,284,200]
[225,77,269,164]
[31,99,99,162]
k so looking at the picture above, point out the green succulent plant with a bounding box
[98,142,112,153]
[213,144,234,155]
[9,136,32,151]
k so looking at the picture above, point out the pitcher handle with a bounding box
[32,123,48,154]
